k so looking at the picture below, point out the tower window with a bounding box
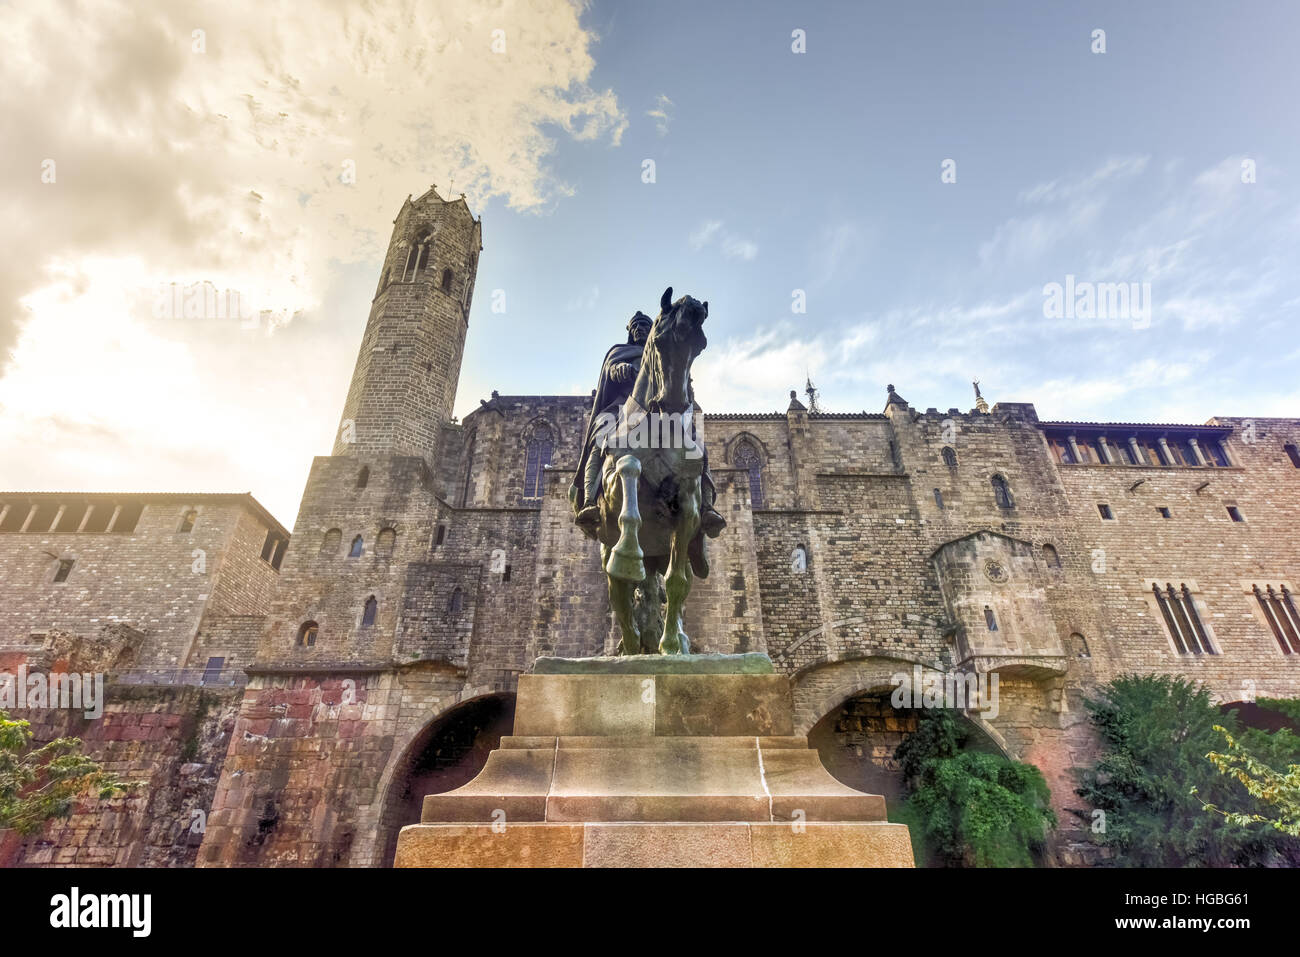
[296,621,318,647]
[733,440,764,509]
[361,596,378,628]
[321,528,342,555]
[1252,584,1299,654]
[942,446,958,468]
[1067,633,1091,659]
[349,535,364,558]
[178,510,197,533]
[1098,504,1114,520]
[53,559,74,583]
[1285,443,1300,468]
[984,606,998,631]
[356,466,369,489]
[1152,583,1215,655]
[1043,544,1061,567]
[991,475,1014,509]
[502,564,512,583]
[448,586,463,615]
[433,524,446,549]
[260,531,285,569]
[1227,506,1245,523]
[440,268,454,293]
[933,488,944,509]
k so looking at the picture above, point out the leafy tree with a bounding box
[1074,675,1300,866]
[1198,724,1300,837]
[0,709,132,835]
[894,710,1055,867]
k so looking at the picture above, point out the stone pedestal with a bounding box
[394,655,913,867]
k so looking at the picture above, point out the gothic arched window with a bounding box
[402,231,432,282]
[348,535,364,558]
[942,446,958,468]
[523,424,555,499]
[361,596,378,628]
[733,440,764,509]
[991,474,1014,509]
[1043,543,1061,568]
[320,528,342,555]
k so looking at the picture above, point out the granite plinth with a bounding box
[394,661,913,867]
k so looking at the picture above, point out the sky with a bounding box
[1,0,1298,526]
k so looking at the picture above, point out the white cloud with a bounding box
[688,219,757,261]
[646,93,674,136]
[0,0,626,521]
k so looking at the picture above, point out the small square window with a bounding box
[1157,506,1172,519]
[1227,506,1244,523]
[1098,504,1115,520]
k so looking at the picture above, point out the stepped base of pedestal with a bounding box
[394,821,914,868]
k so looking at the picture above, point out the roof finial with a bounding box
[973,379,989,414]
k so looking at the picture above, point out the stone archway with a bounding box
[375,692,515,867]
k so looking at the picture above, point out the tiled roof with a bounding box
[0,491,289,537]
[1038,420,1233,432]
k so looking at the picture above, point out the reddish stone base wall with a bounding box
[2,684,240,867]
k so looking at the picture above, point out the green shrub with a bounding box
[895,710,1055,867]
[1074,675,1300,866]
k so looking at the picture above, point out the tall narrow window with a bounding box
[461,430,477,506]
[523,425,555,499]
[440,268,453,293]
[297,621,318,647]
[1043,544,1061,567]
[361,596,378,628]
[356,466,369,489]
[1098,503,1115,520]
[349,535,364,558]
[1253,585,1298,654]
[376,527,396,557]
[53,559,74,583]
[1153,583,1215,655]
[942,446,958,467]
[984,606,998,631]
[1285,444,1300,468]
[179,510,197,533]
[448,586,463,615]
[433,524,446,549]
[933,488,944,509]
[991,475,1013,509]
[733,440,764,509]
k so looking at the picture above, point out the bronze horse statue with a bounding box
[593,287,711,655]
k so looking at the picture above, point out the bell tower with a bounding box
[334,186,482,464]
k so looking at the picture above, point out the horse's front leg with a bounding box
[605,557,641,656]
[660,476,700,655]
[604,454,645,583]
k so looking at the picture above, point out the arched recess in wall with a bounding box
[521,419,558,499]
[374,692,517,867]
[727,433,768,509]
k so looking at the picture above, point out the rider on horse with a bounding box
[570,309,726,540]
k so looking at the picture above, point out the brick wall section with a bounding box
[0,495,285,673]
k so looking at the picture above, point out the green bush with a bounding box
[894,710,1055,867]
[1074,675,1300,866]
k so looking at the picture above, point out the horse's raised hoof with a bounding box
[701,507,726,539]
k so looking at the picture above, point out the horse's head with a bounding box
[635,286,708,413]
